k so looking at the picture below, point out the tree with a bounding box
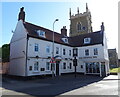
[1,44,10,62]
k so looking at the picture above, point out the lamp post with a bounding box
[73,47,78,77]
[52,19,59,78]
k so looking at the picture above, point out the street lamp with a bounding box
[73,47,78,77]
[52,19,59,77]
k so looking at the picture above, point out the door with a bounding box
[101,62,106,77]
[56,61,60,76]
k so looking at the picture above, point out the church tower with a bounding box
[69,3,93,37]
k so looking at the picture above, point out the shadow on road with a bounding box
[2,74,107,96]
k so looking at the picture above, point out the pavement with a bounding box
[1,73,120,97]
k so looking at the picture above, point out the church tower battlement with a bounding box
[69,3,93,37]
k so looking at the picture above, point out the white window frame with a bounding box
[62,38,68,43]
[46,45,50,54]
[85,49,89,56]
[46,62,50,71]
[37,30,46,38]
[63,49,66,55]
[84,38,91,44]
[56,47,59,54]
[69,63,72,69]
[63,62,66,69]
[34,43,39,52]
[94,48,98,55]
[69,50,71,56]
[34,61,39,72]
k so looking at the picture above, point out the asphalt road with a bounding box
[1,74,120,97]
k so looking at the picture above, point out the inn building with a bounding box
[9,4,110,77]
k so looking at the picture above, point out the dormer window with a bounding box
[84,38,91,44]
[37,30,46,38]
[62,38,68,44]
[64,38,68,43]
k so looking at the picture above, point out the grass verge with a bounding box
[110,67,120,73]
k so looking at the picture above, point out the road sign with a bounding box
[50,57,56,63]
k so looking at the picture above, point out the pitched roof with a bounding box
[24,22,70,46]
[24,22,103,47]
[68,31,103,47]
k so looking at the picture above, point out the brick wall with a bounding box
[0,62,9,74]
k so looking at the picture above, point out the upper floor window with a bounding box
[56,47,59,54]
[35,43,39,52]
[85,49,89,56]
[63,49,66,55]
[46,46,50,53]
[94,48,98,55]
[37,30,46,38]
[63,63,66,69]
[34,62,39,72]
[46,62,50,71]
[69,50,71,56]
[77,22,82,31]
[84,38,91,44]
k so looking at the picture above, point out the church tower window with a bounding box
[77,22,82,31]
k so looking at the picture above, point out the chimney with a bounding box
[18,7,25,22]
[61,26,67,36]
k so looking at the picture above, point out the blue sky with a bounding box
[1,0,119,56]
[1,1,89,45]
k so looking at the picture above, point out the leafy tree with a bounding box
[1,44,10,62]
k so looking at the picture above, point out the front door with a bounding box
[56,61,60,76]
[101,62,106,77]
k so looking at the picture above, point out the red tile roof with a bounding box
[24,22,103,47]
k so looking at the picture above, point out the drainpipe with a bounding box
[25,35,29,76]
[84,63,86,75]
[99,62,102,77]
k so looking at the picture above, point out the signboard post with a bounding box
[50,57,56,77]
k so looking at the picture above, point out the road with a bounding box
[1,74,120,97]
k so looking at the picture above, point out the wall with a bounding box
[9,20,27,76]
[27,37,74,76]
[0,62,9,74]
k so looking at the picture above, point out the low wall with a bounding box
[0,62,9,74]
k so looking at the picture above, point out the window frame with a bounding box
[69,50,71,56]
[69,63,72,69]
[56,47,59,54]
[46,62,50,71]
[84,38,91,44]
[46,45,50,54]
[63,49,66,55]
[77,22,82,31]
[94,48,98,55]
[63,62,66,69]
[34,43,39,52]
[37,30,46,38]
[34,61,39,72]
[85,49,89,56]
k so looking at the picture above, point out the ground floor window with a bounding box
[63,62,66,69]
[34,62,39,72]
[86,62,100,73]
[46,62,50,70]
[69,63,72,69]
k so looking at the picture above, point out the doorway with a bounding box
[56,61,60,76]
[101,62,106,77]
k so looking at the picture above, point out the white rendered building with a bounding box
[9,7,109,77]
